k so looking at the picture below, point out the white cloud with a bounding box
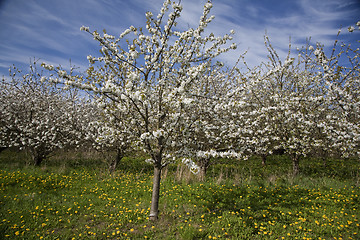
[0,0,358,77]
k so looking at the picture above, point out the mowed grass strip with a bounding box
[0,152,359,239]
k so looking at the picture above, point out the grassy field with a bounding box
[0,149,359,239]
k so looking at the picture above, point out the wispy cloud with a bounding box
[208,0,359,66]
[0,0,358,77]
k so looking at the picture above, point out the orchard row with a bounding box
[1,0,359,220]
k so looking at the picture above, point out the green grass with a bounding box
[0,149,359,239]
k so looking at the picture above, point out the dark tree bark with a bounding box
[109,148,123,173]
[261,154,267,166]
[33,153,45,166]
[31,148,48,166]
[322,156,327,168]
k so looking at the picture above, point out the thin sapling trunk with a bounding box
[149,162,162,220]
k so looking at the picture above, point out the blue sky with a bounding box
[0,0,359,77]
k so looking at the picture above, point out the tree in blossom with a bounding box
[184,62,243,180]
[0,61,92,166]
[85,102,136,173]
[301,28,360,163]
[42,0,236,220]
[222,30,359,175]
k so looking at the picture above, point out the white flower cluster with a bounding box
[182,158,200,174]
[348,21,360,32]
[196,150,240,159]
[41,62,54,71]
[80,26,90,32]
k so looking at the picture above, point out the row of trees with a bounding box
[0,63,92,165]
[1,0,359,220]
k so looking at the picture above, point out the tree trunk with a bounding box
[199,166,207,181]
[33,154,44,166]
[198,157,210,181]
[31,148,47,166]
[149,164,162,221]
[261,155,267,166]
[109,148,123,173]
[292,154,300,176]
[322,156,327,168]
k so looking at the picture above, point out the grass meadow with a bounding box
[0,149,359,239]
